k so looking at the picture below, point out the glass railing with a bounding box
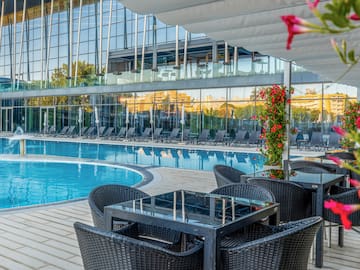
[0,56,308,93]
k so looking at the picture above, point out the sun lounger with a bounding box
[166,128,180,142]
[231,130,249,145]
[196,129,210,144]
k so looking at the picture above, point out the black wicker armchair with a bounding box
[247,177,313,222]
[88,184,149,230]
[74,222,204,270]
[210,183,275,203]
[213,164,247,187]
[88,184,182,245]
[219,216,322,270]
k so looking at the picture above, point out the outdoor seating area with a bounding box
[73,152,357,270]
[72,154,355,270]
[0,164,359,270]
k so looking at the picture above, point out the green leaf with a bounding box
[352,0,360,16]
[348,50,356,62]
[330,14,351,28]
[324,3,336,13]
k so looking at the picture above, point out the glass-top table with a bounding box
[104,190,279,270]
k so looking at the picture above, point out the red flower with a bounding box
[281,15,314,50]
[356,116,360,129]
[349,13,360,21]
[324,199,360,229]
[332,126,347,137]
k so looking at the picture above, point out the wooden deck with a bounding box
[0,167,358,270]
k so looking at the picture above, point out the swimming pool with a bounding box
[1,138,267,174]
[0,159,142,209]
[0,137,267,209]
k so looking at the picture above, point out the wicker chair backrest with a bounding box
[74,222,203,270]
[88,184,149,229]
[247,177,312,222]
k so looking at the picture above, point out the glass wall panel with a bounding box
[292,83,323,133]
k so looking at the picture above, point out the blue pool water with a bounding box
[0,160,142,209]
[0,138,269,209]
[1,138,267,173]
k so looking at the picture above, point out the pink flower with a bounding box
[324,199,360,229]
[281,15,314,50]
[327,155,344,167]
[332,126,347,137]
[349,13,360,21]
[306,0,320,10]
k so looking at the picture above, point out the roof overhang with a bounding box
[119,0,360,88]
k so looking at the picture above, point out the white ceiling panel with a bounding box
[119,0,359,88]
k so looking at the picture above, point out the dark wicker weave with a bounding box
[88,184,149,230]
[210,183,276,203]
[74,222,204,270]
[219,216,322,270]
[213,165,246,187]
[88,184,182,244]
[247,177,313,222]
[289,160,337,173]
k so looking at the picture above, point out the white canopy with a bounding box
[119,0,360,88]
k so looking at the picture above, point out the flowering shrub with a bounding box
[282,0,360,229]
[258,85,291,166]
[341,102,360,148]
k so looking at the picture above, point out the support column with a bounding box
[140,15,147,81]
[233,46,238,75]
[69,0,73,87]
[105,0,113,76]
[151,16,157,71]
[75,0,83,86]
[175,25,179,68]
[183,30,188,79]
[212,41,217,63]
[40,0,44,88]
[18,0,27,90]
[12,0,17,90]
[98,0,103,74]
[283,61,292,179]
[45,0,54,88]
[134,14,138,72]
[0,1,4,57]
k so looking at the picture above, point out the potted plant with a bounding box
[258,84,291,170]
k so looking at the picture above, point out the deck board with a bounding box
[0,167,358,270]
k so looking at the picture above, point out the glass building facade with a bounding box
[0,0,358,137]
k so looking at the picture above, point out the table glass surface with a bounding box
[109,190,275,228]
[248,170,344,185]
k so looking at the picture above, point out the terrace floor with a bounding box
[0,166,359,270]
